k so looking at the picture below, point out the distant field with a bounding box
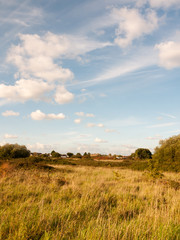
[0,162,179,240]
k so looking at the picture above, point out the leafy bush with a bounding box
[134,148,152,160]
[51,150,61,158]
[67,152,74,158]
[152,134,180,172]
[0,144,30,159]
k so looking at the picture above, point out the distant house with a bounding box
[61,154,67,158]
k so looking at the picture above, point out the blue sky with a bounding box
[0,0,180,155]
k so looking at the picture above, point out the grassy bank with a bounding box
[0,162,180,240]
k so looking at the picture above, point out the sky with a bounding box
[0,0,180,155]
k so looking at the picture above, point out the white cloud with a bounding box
[160,113,176,119]
[86,113,95,117]
[99,93,107,97]
[81,88,86,92]
[0,79,53,103]
[94,138,107,143]
[75,112,85,117]
[2,110,19,117]
[136,0,180,8]
[28,142,45,150]
[108,117,145,127]
[4,134,18,139]
[105,128,116,133]
[122,144,137,150]
[146,135,161,140]
[76,143,101,153]
[74,119,81,124]
[0,1,44,30]
[87,123,104,128]
[155,41,180,69]
[87,123,96,128]
[121,144,137,154]
[27,142,53,152]
[147,122,177,128]
[94,137,107,143]
[46,113,65,120]
[167,129,180,134]
[4,32,110,104]
[30,110,65,121]
[112,7,158,47]
[149,0,180,8]
[97,123,104,128]
[54,86,74,104]
[75,112,95,118]
[7,33,74,83]
[7,32,110,82]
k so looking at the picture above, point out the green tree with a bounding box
[153,134,180,164]
[83,152,87,157]
[134,148,152,160]
[51,150,61,158]
[75,153,82,158]
[83,152,91,159]
[67,152,74,158]
[0,144,30,159]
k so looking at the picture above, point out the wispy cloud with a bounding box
[107,117,145,127]
[86,113,95,117]
[146,134,162,140]
[4,133,18,139]
[160,113,176,119]
[105,128,119,133]
[75,112,84,117]
[147,122,177,128]
[87,123,96,128]
[2,110,19,117]
[70,48,157,87]
[94,137,107,143]
[87,123,104,128]
[166,129,180,134]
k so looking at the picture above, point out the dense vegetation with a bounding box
[133,148,152,160]
[153,134,180,162]
[151,134,180,172]
[0,134,180,172]
[0,144,30,159]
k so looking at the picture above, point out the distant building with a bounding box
[30,152,42,156]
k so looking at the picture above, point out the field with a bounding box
[0,161,180,240]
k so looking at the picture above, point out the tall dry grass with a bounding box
[0,164,179,239]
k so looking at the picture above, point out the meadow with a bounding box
[0,160,180,240]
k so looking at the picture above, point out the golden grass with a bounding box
[0,165,179,239]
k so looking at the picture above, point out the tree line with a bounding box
[0,134,180,172]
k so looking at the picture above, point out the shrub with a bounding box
[134,148,152,160]
[0,144,30,159]
[153,134,180,171]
